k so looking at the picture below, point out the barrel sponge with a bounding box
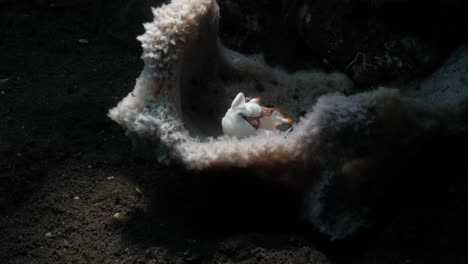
[108,0,468,239]
[108,0,354,169]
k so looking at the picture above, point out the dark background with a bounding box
[1,0,467,263]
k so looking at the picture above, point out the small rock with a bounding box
[0,78,8,94]
[63,240,71,248]
[184,254,201,262]
[114,212,122,219]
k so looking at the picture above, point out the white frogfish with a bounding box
[221,92,292,138]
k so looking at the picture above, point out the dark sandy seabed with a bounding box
[1,0,468,263]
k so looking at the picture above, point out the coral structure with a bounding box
[109,0,468,239]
